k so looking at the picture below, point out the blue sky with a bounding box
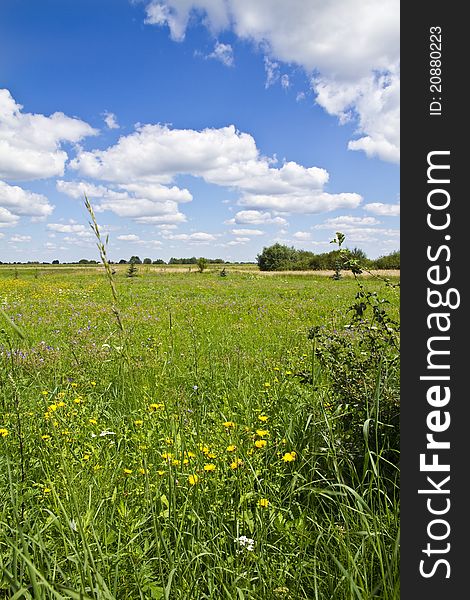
[0,0,399,262]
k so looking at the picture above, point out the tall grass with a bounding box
[0,252,399,598]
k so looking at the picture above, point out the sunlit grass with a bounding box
[0,266,399,599]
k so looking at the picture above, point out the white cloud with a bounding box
[264,57,280,88]
[293,231,311,240]
[57,178,191,224]
[142,0,400,162]
[231,228,264,236]
[71,123,358,216]
[0,180,54,222]
[0,88,97,181]
[364,202,400,216]
[280,74,290,89]
[313,214,398,244]
[103,111,120,129]
[163,231,218,242]
[240,191,361,214]
[117,234,140,241]
[208,42,234,66]
[227,210,287,225]
[10,234,32,243]
[313,215,381,229]
[47,223,92,238]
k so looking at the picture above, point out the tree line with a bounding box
[256,243,400,271]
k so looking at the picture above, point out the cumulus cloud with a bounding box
[313,214,398,244]
[226,210,287,226]
[364,202,400,216]
[231,228,264,236]
[142,0,400,162]
[163,231,218,242]
[10,234,32,242]
[0,207,20,227]
[293,231,311,240]
[0,180,54,222]
[0,88,97,181]
[71,123,359,216]
[57,178,191,225]
[313,215,381,229]
[47,223,92,237]
[117,234,140,241]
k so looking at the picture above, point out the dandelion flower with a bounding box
[188,474,199,485]
[223,421,235,429]
[134,420,143,427]
[203,463,216,471]
[123,468,132,475]
[149,403,164,411]
[41,434,51,441]
[89,418,97,425]
[263,382,271,388]
[0,428,9,437]
[255,439,267,448]
[258,415,269,422]
[256,429,269,437]
[281,451,297,462]
[230,458,243,470]
[226,445,237,452]
[138,468,148,475]
[258,498,269,508]
[157,470,165,476]
[83,454,91,461]
[43,487,51,494]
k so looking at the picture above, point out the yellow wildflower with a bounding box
[0,428,9,437]
[282,451,297,462]
[123,468,133,475]
[134,420,143,427]
[230,458,243,470]
[255,439,267,448]
[258,415,269,422]
[256,429,269,437]
[223,421,235,428]
[226,445,237,452]
[258,498,269,508]
[89,418,97,425]
[188,474,199,485]
[203,463,216,471]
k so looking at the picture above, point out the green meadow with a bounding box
[0,265,400,599]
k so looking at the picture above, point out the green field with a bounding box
[0,266,400,599]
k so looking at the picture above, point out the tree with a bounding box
[256,243,298,271]
[197,257,208,272]
[129,255,142,264]
[143,258,152,264]
[119,259,127,264]
[52,259,60,264]
[152,259,166,264]
[126,262,138,277]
